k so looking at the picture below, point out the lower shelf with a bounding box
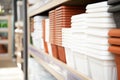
[29,58,57,80]
[0,53,12,60]
[0,53,8,54]
[28,45,92,80]
[0,40,8,44]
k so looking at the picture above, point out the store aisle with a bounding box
[0,60,23,80]
[28,58,57,80]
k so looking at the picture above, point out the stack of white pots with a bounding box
[85,1,117,80]
[31,16,47,49]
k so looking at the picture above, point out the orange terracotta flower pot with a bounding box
[108,29,120,37]
[108,38,120,45]
[0,45,7,53]
[108,46,120,55]
[43,41,48,54]
[108,46,120,80]
[114,55,120,80]
[51,44,59,59]
[57,46,66,63]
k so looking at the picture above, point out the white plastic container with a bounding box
[62,28,72,48]
[34,22,42,30]
[47,43,53,56]
[71,13,87,20]
[86,6,109,13]
[86,22,116,28]
[86,1,108,9]
[88,56,117,80]
[82,47,114,60]
[86,43,109,51]
[32,37,39,49]
[31,33,39,48]
[33,30,42,38]
[71,27,87,33]
[31,32,44,49]
[72,51,91,77]
[86,17,115,23]
[86,28,110,37]
[34,16,47,22]
[71,22,85,26]
[45,19,50,42]
[86,12,113,18]
[87,35,109,45]
[40,38,44,50]
[65,48,75,69]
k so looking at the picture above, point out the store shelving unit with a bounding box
[28,0,106,80]
[0,15,12,60]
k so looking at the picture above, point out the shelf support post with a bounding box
[23,0,28,80]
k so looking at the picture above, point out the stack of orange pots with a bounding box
[108,29,120,80]
[49,10,56,44]
[49,6,85,63]
[55,6,85,46]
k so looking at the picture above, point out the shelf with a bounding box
[0,40,8,44]
[28,0,69,17]
[0,15,12,61]
[28,0,105,17]
[0,16,9,20]
[28,0,107,79]
[28,45,92,80]
[0,53,8,56]
[0,28,8,32]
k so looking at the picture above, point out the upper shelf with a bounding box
[28,0,106,17]
[28,0,69,17]
[0,28,8,32]
[0,16,9,20]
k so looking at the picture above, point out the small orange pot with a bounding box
[108,46,120,80]
[114,55,120,80]
[108,38,120,45]
[108,29,120,37]
[51,44,59,59]
[0,45,7,53]
[43,41,48,54]
[57,46,66,63]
